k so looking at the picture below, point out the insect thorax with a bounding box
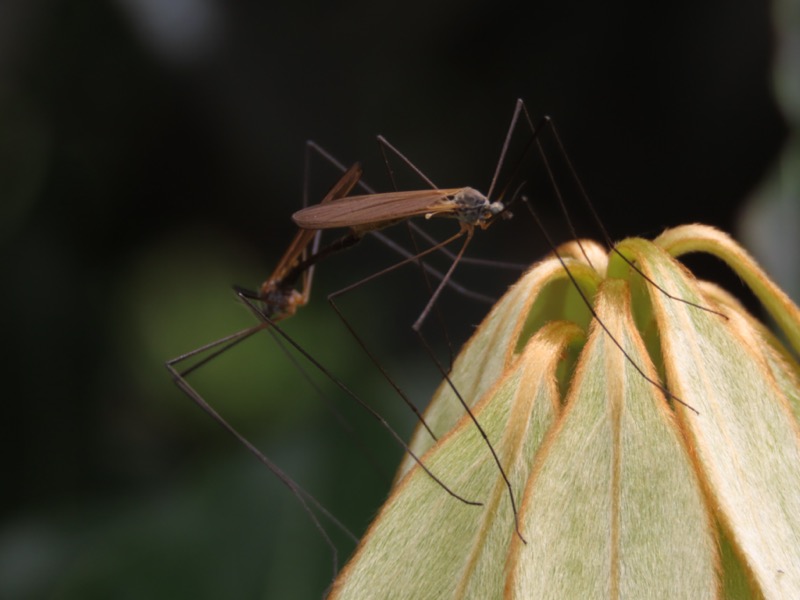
[452,187,505,226]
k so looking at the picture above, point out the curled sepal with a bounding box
[506,279,718,599]
[653,224,800,356]
[620,237,800,598]
[329,321,583,600]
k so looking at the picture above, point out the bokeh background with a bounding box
[1,0,796,598]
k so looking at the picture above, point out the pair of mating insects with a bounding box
[166,99,712,558]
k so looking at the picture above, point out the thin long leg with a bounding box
[369,230,497,304]
[326,229,468,442]
[235,290,483,507]
[402,222,460,369]
[370,137,463,369]
[398,223,526,270]
[413,315,528,543]
[203,300,387,476]
[300,139,323,298]
[412,229,472,332]
[486,98,527,200]
[375,134,438,190]
[166,320,389,503]
[168,323,270,380]
[166,345,358,578]
[412,230,527,542]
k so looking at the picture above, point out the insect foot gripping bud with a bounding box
[329,225,800,600]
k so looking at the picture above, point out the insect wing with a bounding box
[292,188,466,230]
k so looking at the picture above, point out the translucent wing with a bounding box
[292,188,467,230]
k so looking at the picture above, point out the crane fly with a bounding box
[292,186,505,235]
[166,160,484,574]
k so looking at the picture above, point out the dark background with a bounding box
[0,0,789,598]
